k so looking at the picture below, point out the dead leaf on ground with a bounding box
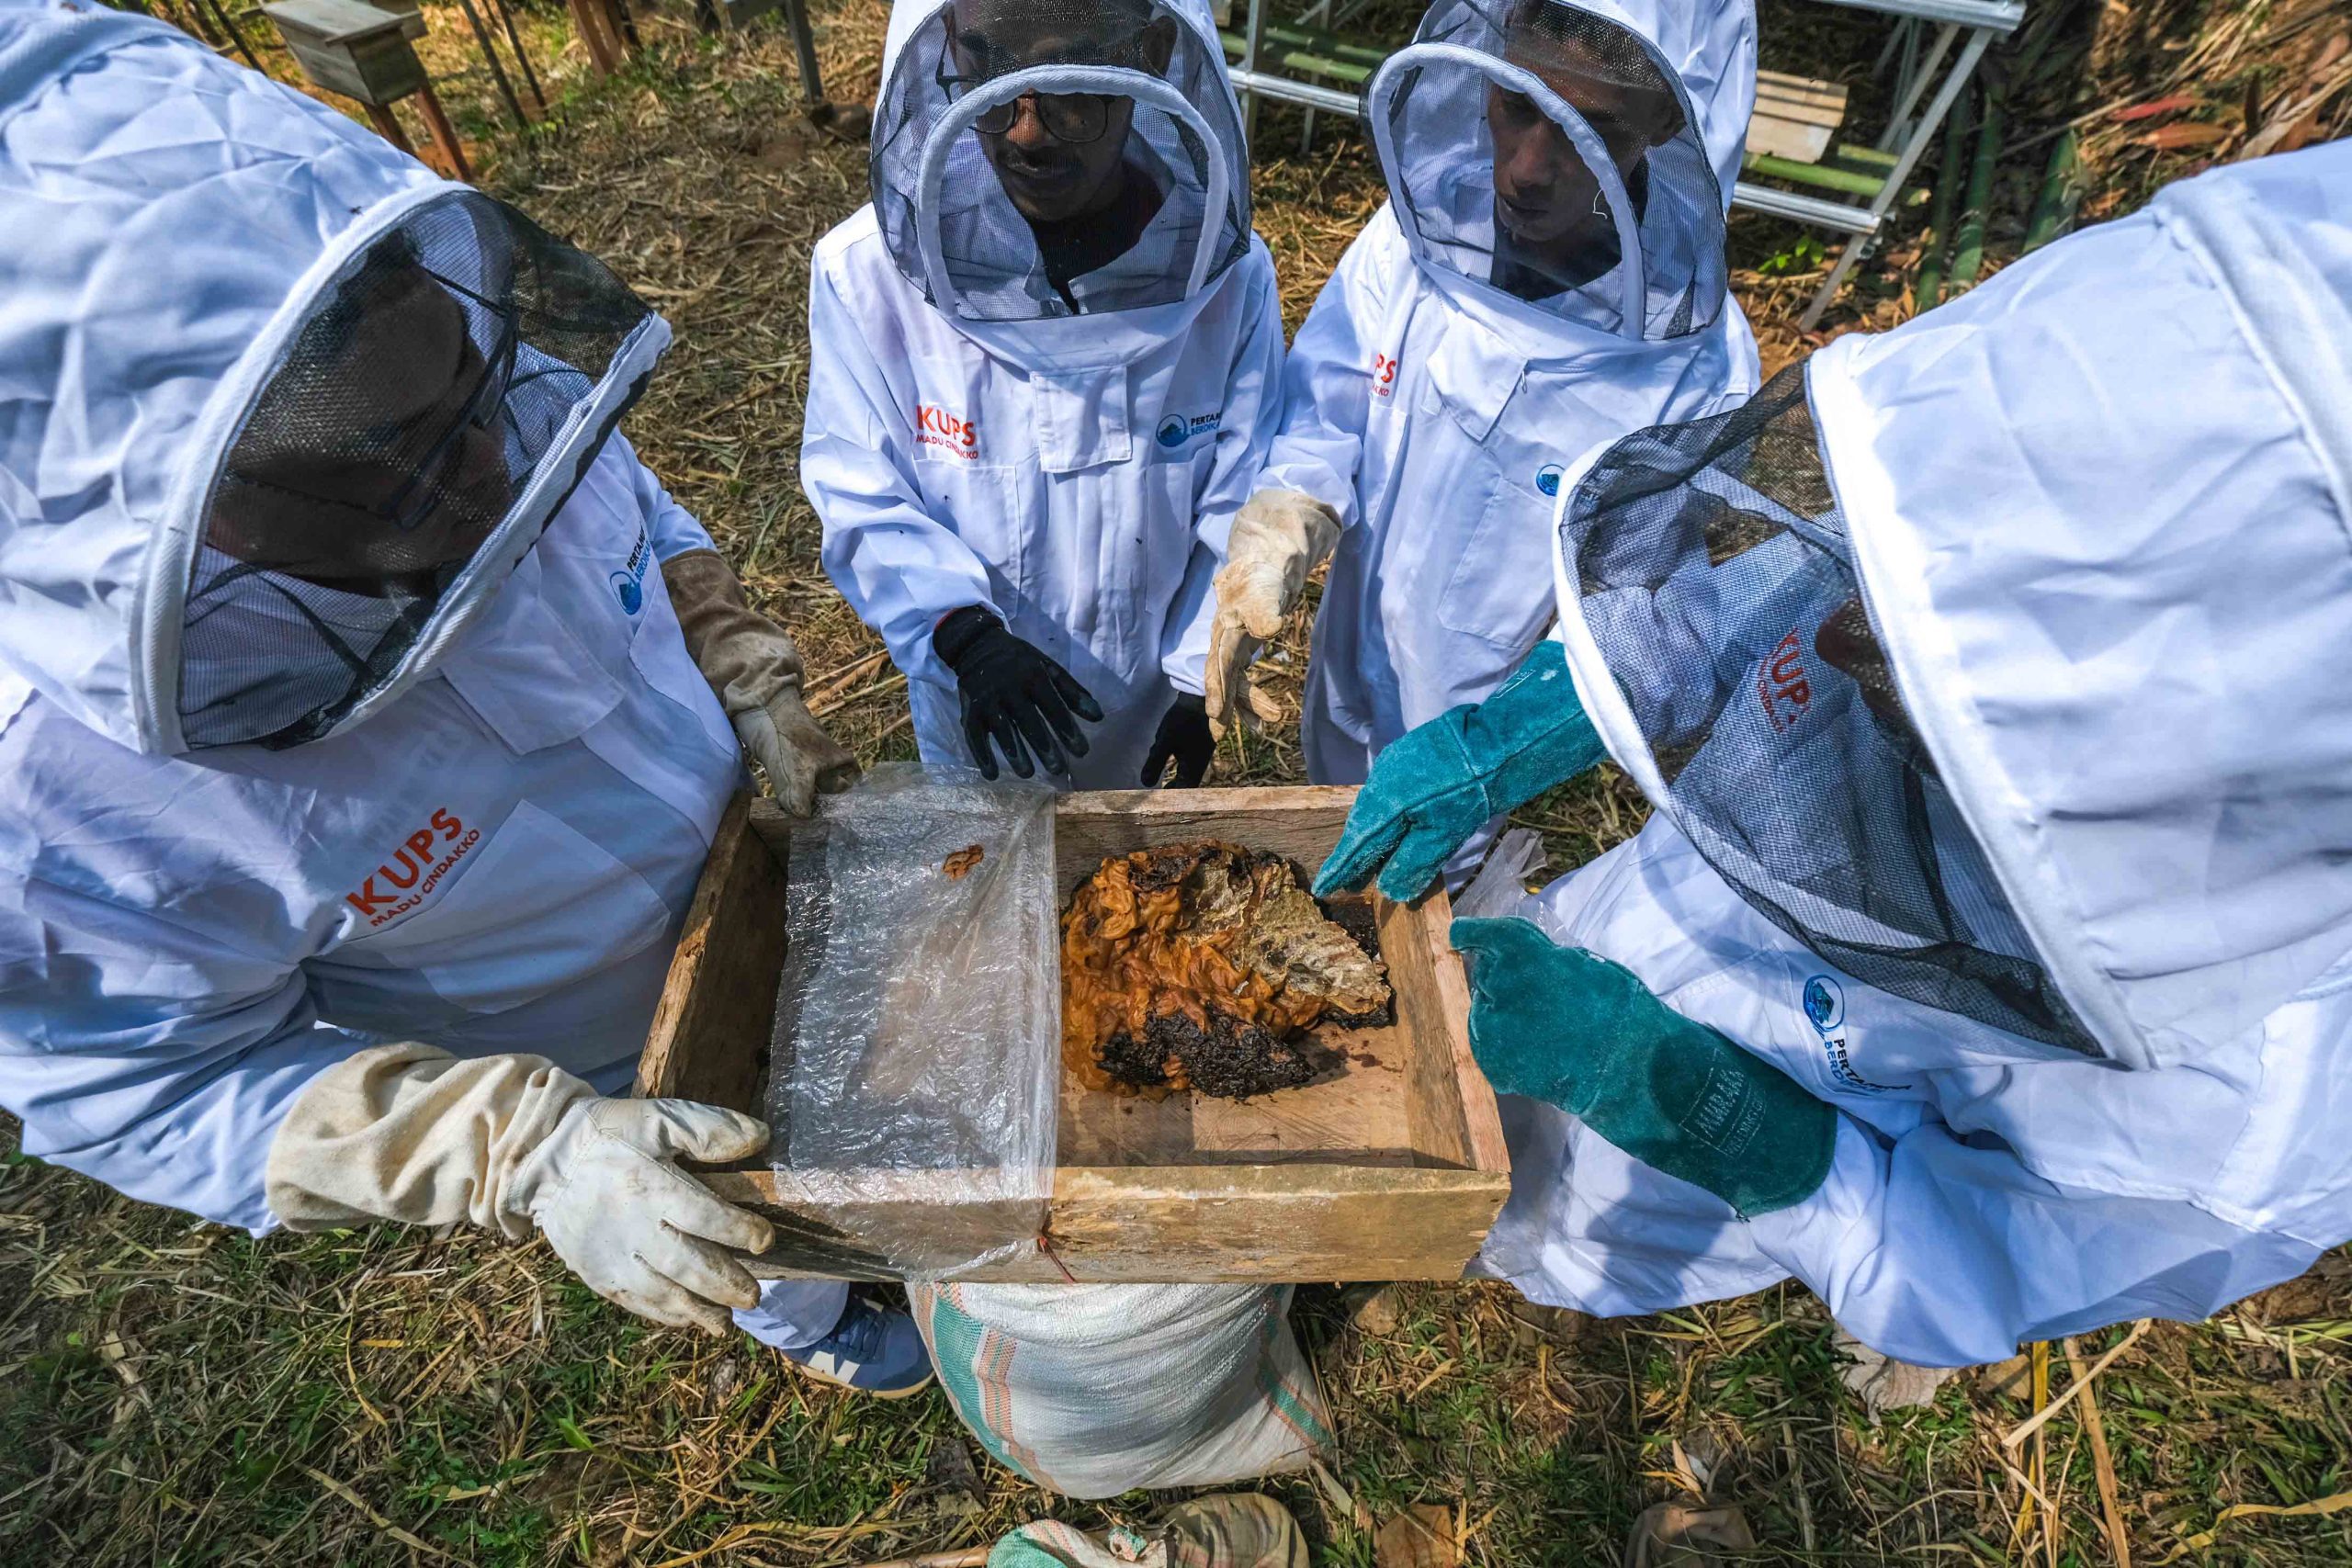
[1621,1502,1757,1568]
[1376,1504,1458,1568]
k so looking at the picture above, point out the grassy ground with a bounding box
[9,1,2352,1562]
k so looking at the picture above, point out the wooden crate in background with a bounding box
[638,787,1512,1283]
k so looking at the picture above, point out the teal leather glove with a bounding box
[1313,641,1604,903]
[1451,917,1836,1218]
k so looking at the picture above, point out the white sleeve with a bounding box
[1254,207,1403,527]
[1747,1116,2325,1366]
[1161,244,1289,694]
[802,261,1003,686]
[611,430,718,560]
[0,841,369,1235]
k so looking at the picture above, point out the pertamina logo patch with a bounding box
[1156,410,1223,449]
[916,403,979,459]
[610,525,650,615]
[345,809,484,930]
[1755,630,1814,733]
[1802,974,1909,1095]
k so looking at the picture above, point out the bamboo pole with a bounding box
[1947,81,2003,291]
[2022,128,2081,254]
[1911,90,1973,311]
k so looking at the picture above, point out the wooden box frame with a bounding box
[637,786,1510,1282]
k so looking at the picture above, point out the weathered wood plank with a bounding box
[1419,894,1510,1175]
[636,793,784,1117]
[706,1164,1510,1282]
[1053,785,1356,895]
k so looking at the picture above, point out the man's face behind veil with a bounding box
[945,0,1179,225]
[1487,22,1680,251]
[209,264,514,592]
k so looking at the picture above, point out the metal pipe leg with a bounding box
[454,0,529,129]
[1879,22,1957,153]
[488,0,546,113]
[1802,27,1993,330]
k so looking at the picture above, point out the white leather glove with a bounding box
[662,547,861,815]
[1204,490,1342,736]
[266,1045,775,1335]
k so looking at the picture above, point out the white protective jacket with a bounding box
[1262,0,1759,784]
[0,3,742,1234]
[1484,142,2352,1366]
[803,0,1285,789]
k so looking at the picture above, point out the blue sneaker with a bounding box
[775,1297,934,1398]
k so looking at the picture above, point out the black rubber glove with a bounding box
[1141,693,1213,788]
[933,606,1102,780]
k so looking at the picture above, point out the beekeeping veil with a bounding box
[1365,0,1752,339]
[0,2,665,754]
[870,0,1250,336]
[1551,141,2352,1070]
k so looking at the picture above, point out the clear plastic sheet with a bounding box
[767,765,1060,1276]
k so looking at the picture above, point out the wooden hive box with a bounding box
[264,0,427,107]
[638,785,1512,1283]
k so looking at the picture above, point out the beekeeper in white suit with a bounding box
[1205,0,1758,822]
[802,0,1284,791]
[1331,141,2352,1367]
[0,0,933,1396]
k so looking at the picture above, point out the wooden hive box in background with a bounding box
[638,786,1512,1283]
[264,0,427,107]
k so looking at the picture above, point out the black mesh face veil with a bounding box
[182,193,653,750]
[871,0,1250,321]
[1560,364,2097,1053]
[1373,0,1725,337]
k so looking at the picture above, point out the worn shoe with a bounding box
[776,1297,934,1398]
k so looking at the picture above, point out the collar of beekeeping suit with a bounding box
[0,0,668,754]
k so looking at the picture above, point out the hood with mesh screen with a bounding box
[0,6,667,754]
[1553,141,2352,1071]
[1366,0,1750,339]
[1554,365,2095,1054]
[871,0,1250,324]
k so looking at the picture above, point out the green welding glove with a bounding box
[1450,917,1836,1218]
[1313,640,1604,903]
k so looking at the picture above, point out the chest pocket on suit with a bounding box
[1437,468,1564,649]
[912,358,1030,600]
[345,799,671,1016]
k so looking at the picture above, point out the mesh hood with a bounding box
[1367,0,1752,338]
[0,5,667,754]
[1555,367,2092,1055]
[1813,141,2352,1071]
[871,0,1250,327]
[1555,141,2352,1069]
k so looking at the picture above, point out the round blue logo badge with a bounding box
[610,570,643,615]
[1803,975,1844,1034]
[1156,416,1190,449]
[1535,463,1565,498]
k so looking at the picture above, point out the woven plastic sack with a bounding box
[767,765,1060,1275]
[914,1282,1332,1499]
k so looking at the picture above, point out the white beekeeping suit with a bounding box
[0,0,854,1353]
[1480,141,2352,1366]
[1212,0,1758,793]
[803,0,1285,790]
